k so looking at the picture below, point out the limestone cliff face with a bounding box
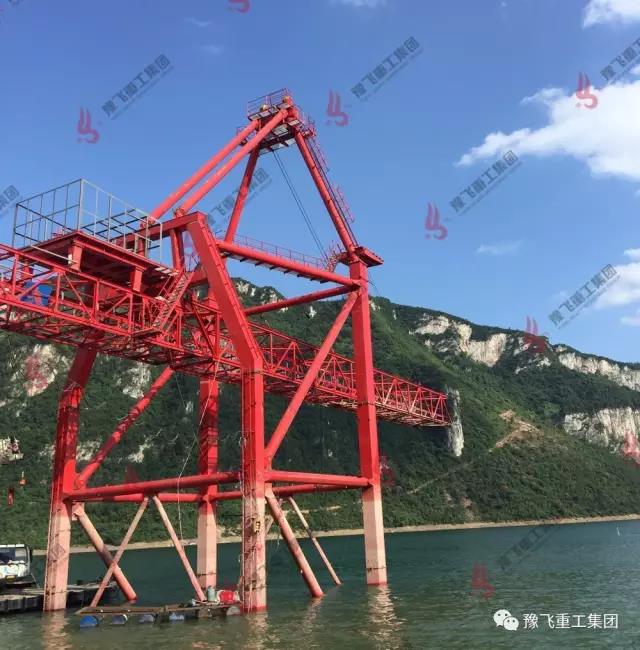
[410,314,638,396]
[411,316,508,367]
[563,407,640,450]
[557,350,640,393]
[445,387,464,457]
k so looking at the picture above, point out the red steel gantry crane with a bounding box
[0,89,450,613]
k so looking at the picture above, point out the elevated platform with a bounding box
[0,232,449,427]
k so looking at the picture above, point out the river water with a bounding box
[2,520,638,649]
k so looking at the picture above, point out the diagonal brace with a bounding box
[264,292,357,465]
[76,367,174,488]
[89,498,148,606]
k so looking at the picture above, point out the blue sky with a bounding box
[1,0,639,362]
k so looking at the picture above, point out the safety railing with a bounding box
[12,179,163,263]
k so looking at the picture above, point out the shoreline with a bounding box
[32,513,640,556]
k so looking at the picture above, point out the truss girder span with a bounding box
[0,88,450,614]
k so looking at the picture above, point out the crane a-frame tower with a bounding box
[0,89,450,613]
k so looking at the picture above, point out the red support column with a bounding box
[350,261,387,586]
[240,368,267,612]
[44,347,97,611]
[186,218,267,612]
[197,376,219,590]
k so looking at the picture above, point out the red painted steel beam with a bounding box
[89,498,148,607]
[267,470,370,488]
[69,471,239,500]
[225,147,259,242]
[294,132,356,254]
[177,111,286,217]
[215,238,356,286]
[264,292,357,465]
[266,488,323,598]
[74,505,137,602]
[80,492,202,503]
[76,367,174,488]
[287,497,341,586]
[81,483,355,502]
[149,120,259,222]
[153,496,206,601]
[44,347,97,611]
[244,285,353,316]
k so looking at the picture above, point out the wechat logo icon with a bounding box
[494,609,519,631]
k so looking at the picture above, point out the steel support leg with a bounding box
[74,505,137,602]
[266,490,323,598]
[197,376,218,590]
[43,347,97,611]
[241,369,267,612]
[350,262,387,586]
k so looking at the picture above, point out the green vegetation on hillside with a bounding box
[1,281,639,549]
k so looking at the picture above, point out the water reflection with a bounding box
[367,585,410,649]
[41,611,72,650]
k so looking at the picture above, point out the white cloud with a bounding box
[457,80,640,183]
[584,0,640,27]
[334,0,386,7]
[476,240,523,256]
[595,251,640,325]
[185,17,212,28]
[200,44,224,55]
[623,248,640,260]
[621,309,640,326]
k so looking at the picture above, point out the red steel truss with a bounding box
[1,89,450,614]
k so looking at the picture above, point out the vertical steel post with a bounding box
[350,261,387,586]
[240,368,267,612]
[43,347,97,611]
[197,375,219,590]
[186,218,266,612]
